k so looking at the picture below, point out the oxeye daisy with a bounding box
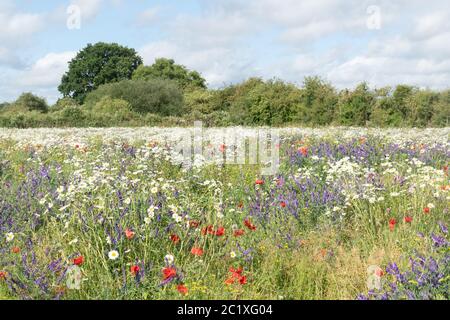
[108,250,119,260]
[5,232,14,242]
[164,254,174,265]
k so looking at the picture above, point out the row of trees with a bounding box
[0,42,448,127]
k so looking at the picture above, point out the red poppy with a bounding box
[177,284,188,295]
[233,229,245,237]
[0,271,6,280]
[298,146,308,156]
[11,246,20,254]
[125,228,135,240]
[423,207,430,214]
[162,267,176,280]
[225,267,247,285]
[404,216,413,223]
[244,219,257,231]
[191,247,204,256]
[219,144,226,153]
[215,227,225,236]
[201,225,214,236]
[229,267,243,277]
[255,179,264,185]
[239,275,247,285]
[170,234,180,244]
[280,201,286,208]
[130,265,140,276]
[389,218,397,231]
[73,255,84,266]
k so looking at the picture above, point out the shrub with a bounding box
[184,89,216,114]
[60,106,86,124]
[51,97,80,112]
[336,83,374,126]
[144,113,163,126]
[14,93,48,113]
[227,78,303,126]
[90,97,137,123]
[84,79,184,116]
[431,102,450,127]
[298,76,337,126]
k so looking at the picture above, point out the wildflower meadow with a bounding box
[0,127,448,300]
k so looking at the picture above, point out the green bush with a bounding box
[85,79,184,116]
[226,78,303,126]
[14,92,49,113]
[90,97,137,123]
[300,76,337,126]
[337,83,373,126]
[60,106,86,124]
[184,89,216,114]
[51,97,80,112]
[431,102,450,127]
[143,113,163,126]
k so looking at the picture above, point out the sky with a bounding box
[1,0,450,104]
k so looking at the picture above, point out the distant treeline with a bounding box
[0,42,448,128]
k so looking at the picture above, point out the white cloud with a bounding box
[16,52,76,88]
[0,12,45,41]
[413,12,450,40]
[139,41,255,87]
[1,52,76,103]
[69,0,104,21]
[136,7,160,26]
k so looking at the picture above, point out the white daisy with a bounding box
[5,232,14,242]
[108,250,119,260]
[165,254,174,264]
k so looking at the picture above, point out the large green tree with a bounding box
[58,42,143,103]
[132,58,206,90]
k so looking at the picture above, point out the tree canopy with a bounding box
[58,42,143,103]
[132,58,206,90]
